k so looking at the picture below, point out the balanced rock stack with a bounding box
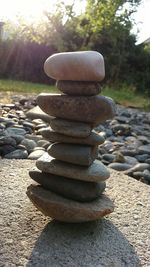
[27,51,116,223]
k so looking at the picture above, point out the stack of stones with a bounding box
[27,51,116,223]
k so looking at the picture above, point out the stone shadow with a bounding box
[26,219,141,267]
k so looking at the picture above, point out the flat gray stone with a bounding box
[49,118,92,138]
[26,106,54,123]
[108,163,132,171]
[44,51,105,81]
[39,128,105,145]
[4,149,28,159]
[48,143,98,166]
[29,170,106,202]
[56,80,101,96]
[37,94,116,126]
[138,144,150,155]
[36,152,110,182]
[26,185,114,222]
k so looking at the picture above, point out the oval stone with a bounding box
[26,185,114,222]
[36,152,110,182]
[48,143,98,166]
[37,94,116,126]
[39,128,105,146]
[49,118,91,138]
[56,80,101,96]
[29,170,106,202]
[44,51,105,81]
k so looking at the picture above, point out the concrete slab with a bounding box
[0,159,149,266]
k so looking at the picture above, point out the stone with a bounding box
[39,128,105,145]
[135,154,149,162]
[36,153,110,182]
[138,144,150,155]
[5,127,26,136]
[125,163,150,174]
[44,51,105,81]
[28,149,45,160]
[26,105,53,123]
[4,149,28,159]
[49,118,92,138]
[108,163,132,171]
[0,145,16,157]
[29,170,106,202]
[56,80,101,96]
[37,94,116,126]
[48,143,98,166]
[26,185,114,222]
[0,136,16,146]
[143,169,150,182]
[20,138,37,153]
[124,156,138,166]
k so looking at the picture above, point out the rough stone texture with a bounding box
[44,51,105,81]
[40,128,105,145]
[1,160,149,266]
[56,80,101,96]
[37,94,116,126]
[49,117,92,138]
[26,105,54,123]
[29,170,106,202]
[26,184,114,223]
[48,143,98,166]
[36,153,110,182]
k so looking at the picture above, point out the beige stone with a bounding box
[37,94,116,126]
[26,185,114,222]
[44,51,105,81]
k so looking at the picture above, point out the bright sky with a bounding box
[0,0,149,43]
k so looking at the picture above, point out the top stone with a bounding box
[44,51,105,81]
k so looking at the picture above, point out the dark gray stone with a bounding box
[108,163,132,171]
[29,170,106,202]
[4,149,28,159]
[39,128,105,146]
[48,143,98,166]
[49,118,92,138]
[56,80,101,96]
[36,152,110,182]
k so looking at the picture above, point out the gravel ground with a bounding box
[0,159,150,267]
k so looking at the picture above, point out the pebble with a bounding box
[29,170,106,202]
[143,169,150,182]
[56,80,101,96]
[4,149,28,159]
[47,143,98,166]
[26,184,114,222]
[20,138,37,153]
[49,118,92,138]
[108,163,132,171]
[44,51,105,81]
[138,144,150,155]
[28,149,45,160]
[37,94,116,126]
[36,152,110,182]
